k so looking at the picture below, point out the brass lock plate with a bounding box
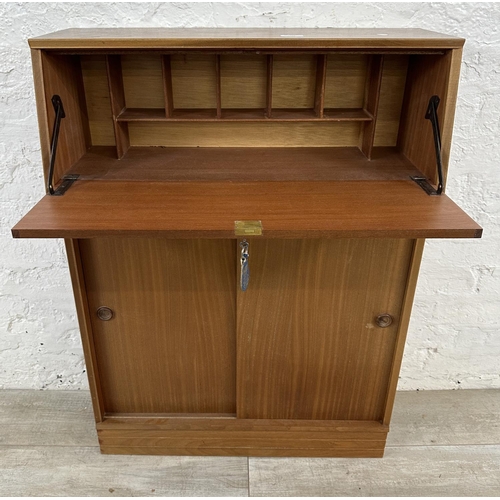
[235,220,263,236]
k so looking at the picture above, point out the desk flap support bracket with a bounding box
[47,95,78,196]
[411,95,444,196]
[52,174,79,196]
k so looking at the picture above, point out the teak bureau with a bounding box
[12,28,482,457]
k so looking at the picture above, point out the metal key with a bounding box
[240,240,250,291]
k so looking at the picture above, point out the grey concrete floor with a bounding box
[0,389,499,496]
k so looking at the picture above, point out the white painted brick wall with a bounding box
[1,3,499,390]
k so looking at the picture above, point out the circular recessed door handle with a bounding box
[375,314,393,328]
[96,306,114,321]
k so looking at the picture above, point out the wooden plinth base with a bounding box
[97,417,388,457]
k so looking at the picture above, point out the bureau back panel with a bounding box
[79,52,409,150]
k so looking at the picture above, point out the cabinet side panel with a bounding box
[397,49,461,187]
[382,238,425,425]
[41,52,90,187]
[65,239,105,422]
[439,48,463,185]
[79,238,236,415]
[237,239,413,421]
[31,49,51,187]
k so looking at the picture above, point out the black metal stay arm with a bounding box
[425,95,444,195]
[47,95,65,195]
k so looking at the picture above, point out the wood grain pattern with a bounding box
[106,55,129,158]
[323,54,368,109]
[30,49,51,186]
[121,54,164,108]
[237,239,413,420]
[78,50,403,146]
[361,55,384,159]
[78,49,401,152]
[28,28,465,50]
[128,121,361,147]
[215,54,222,118]
[272,54,316,108]
[100,432,386,447]
[100,446,384,458]
[97,416,387,432]
[64,146,421,182]
[79,238,236,415]
[12,179,482,240]
[65,239,105,422]
[97,416,387,457]
[171,53,217,109]
[161,55,174,117]
[382,239,425,425]
[116,107,371,122]
[80,55,115,146]
[40,52,90,186]
[437,48,463,184]
[266,54,273,118]
[220,54,267,109]
[314,55,327,117]
[373,55,409,147]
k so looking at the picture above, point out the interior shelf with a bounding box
[117,107,372,122]
[64,147,422,182]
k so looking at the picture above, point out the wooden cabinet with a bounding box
[13,28,481,457]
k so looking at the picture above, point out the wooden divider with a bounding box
[161,55,174,118]
[106,55,129,158]
[266,55,273,118]
[215,54,222,119]
[314,55,327,118]
[101,51,395,153]
[360,55,384,159]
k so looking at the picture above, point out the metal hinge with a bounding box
[52,174,80,196]
[410,176,441,196]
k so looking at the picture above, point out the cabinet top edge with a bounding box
[28,28,465,50]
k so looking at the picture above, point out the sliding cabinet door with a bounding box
[237,238,414,421]
[80,238,236,415]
